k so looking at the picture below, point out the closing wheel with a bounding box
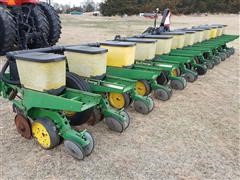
[82,131,95,156]
[32,118,60,150]
[206,61,214,69]
[225,50,231,58]
[64,140,85,160]
[14,114,32,139]
[219,53,227,61]
[230,47,235,55]
[195,65,207,75]
[136,80,151,96]
[133,97,154,114]
[105,110,130,133]
[153,88,171,101]
[108,92,130,109]
[170,78,187,90]
[213,56,221,65]
[183,72,198,83]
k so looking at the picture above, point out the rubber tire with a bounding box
[206,61,214,69]
[21,4,49,49]
[33,118,60,150]
[64,140,85,160]
[108,92,131,109]
[0,6,16,55]
[219,53,227,61]
[66,72,93,126]
[82,131,95,156]
[170,79,186,90]
[195,65,207,75]
[184,72,197,83]
[38,2,61,46]
[137,80,151,96]
[213,56,221,65]
[153,88,171,101]
[133,100,151,114]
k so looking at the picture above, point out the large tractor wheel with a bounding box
[38,2,61,46]
[0,6,16,55]
[21,4,49,49]
[66,72,94,126]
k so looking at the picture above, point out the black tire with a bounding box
[195,65,207,75]
[0,6,16,55]
[21,4,49,48]
[137,80,151,96]
[66,72,93,126]
[38,2,61,45]
[32,118,60,150]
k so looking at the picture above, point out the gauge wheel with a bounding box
[108,92,131,109]
[32,118,60,150]
[136,80,151,96]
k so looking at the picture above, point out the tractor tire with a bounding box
[0,6,16,55]
[38,2,61,46]
[66,72,93,126]
[21,4,49,49]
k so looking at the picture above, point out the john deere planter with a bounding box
[0,50,131,160]
[113,37,189,89]
[94,41,173,101]
[63,45,154,115]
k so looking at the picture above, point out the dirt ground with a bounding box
[0,14,239,180]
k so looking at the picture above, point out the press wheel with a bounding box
[64,140,85,160]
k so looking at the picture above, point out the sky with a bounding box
[50,0,103,6]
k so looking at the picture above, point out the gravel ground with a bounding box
[0,14,239,180]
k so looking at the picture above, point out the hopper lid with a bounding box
[117,38,157,43]
[65,45,108,54]
[100,41,136,47]
[15,52,66,63]
[137,34,173,39]
[160,31,186,35]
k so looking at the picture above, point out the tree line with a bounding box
[99,0,240,16]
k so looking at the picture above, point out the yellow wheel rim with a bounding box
[136,81,147,96]
[108,92,125,109]
[32,122,51,149]
[171,68,178,77]
[64,111,77,117]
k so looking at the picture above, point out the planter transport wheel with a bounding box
[153,88,171,101]
[14,114,32,139]
[213,56,221,65]
[64,140,85,160]
[108,92,130,109]
[32,118,60,150]
[82,131,95,156]
[136,80,151,96]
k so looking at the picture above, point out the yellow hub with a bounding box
[136,81,147,96]
[64,111,77,117]
[171,68,178,77]
[32,122,51,149]
[108,92,125,109]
